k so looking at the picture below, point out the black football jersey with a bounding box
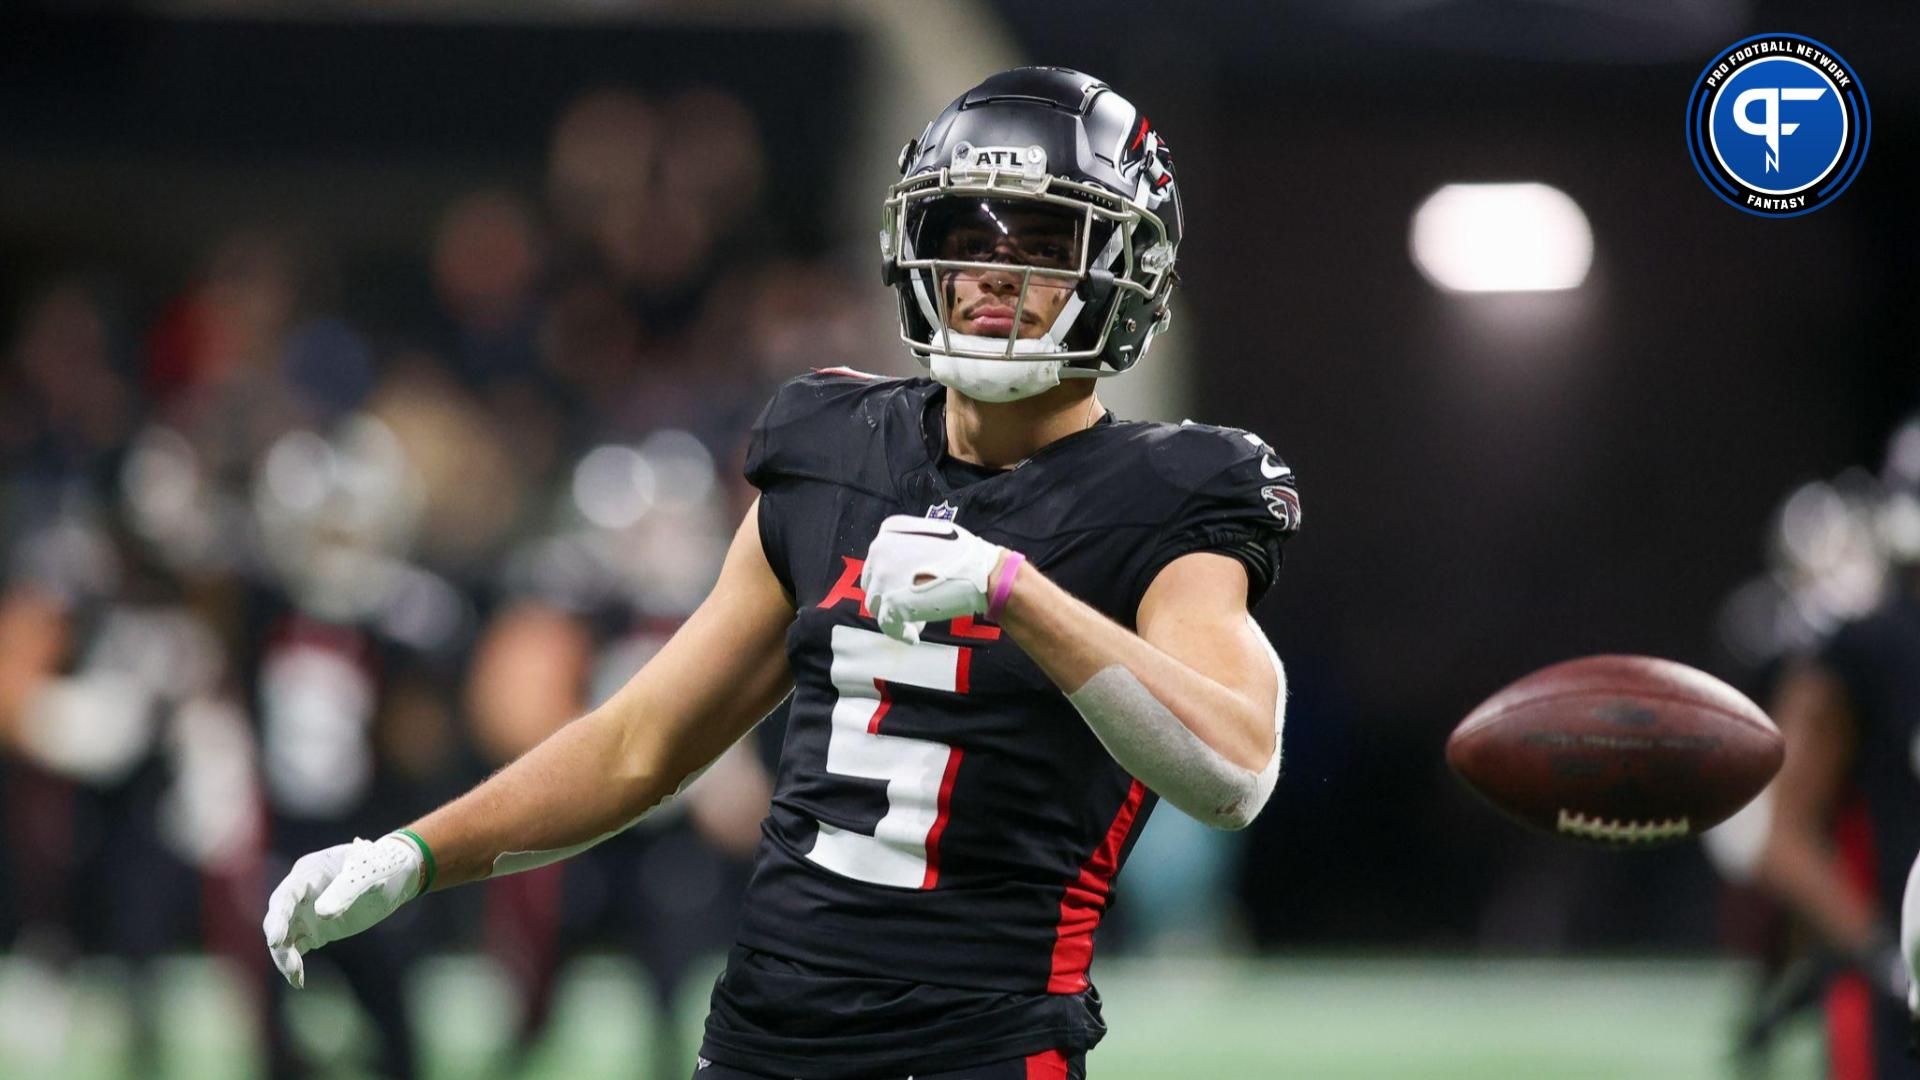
[1816,589,1920,1078]
[700,371,1298,1077]
[1820,591,1920,914]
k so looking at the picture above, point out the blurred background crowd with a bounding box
[0,9,916,1075]
[1,0,1917,1077]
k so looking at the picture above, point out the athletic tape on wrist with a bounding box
[395,829,436,895]
[987,551,1026,621]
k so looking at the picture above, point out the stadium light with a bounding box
[1410,182,1593,293]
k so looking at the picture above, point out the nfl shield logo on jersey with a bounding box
[926,501,959,523]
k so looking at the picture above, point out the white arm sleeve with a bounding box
[1065,615,1286,830]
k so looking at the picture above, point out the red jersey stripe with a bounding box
[1024,1049,1071,1080]
[867,680,892,735]
[1046,778,1148,993]
[1825,973,1874,1080]
[1825,798,1879,1080]
[919,747,966,890]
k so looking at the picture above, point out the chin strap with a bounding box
[929,352,1066,403]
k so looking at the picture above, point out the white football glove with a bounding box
[859,515,1006,645]
[262,834,424,989]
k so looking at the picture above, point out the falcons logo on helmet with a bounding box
[1125,117,1175,211]
[1260,483,1301,530]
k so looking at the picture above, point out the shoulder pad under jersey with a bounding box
[744,368,915,495]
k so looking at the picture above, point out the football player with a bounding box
[264,67,1299,1079]
[1761,419,1920,1078]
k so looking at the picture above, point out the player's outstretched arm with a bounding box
[264,501,795,987]
[860,515,1280,828]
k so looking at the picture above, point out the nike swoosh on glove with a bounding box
[859,515,1007,645]
[262,834,423,989]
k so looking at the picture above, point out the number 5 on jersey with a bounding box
[809,625,969,889]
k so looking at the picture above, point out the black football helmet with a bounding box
[881,67,1182,398]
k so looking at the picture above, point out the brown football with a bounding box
[1446,655,1784,847]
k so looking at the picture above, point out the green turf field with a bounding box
[0,954,1823,1079]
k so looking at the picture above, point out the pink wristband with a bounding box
[986,550,1026,621]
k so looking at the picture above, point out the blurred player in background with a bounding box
[468,456,772,1078]
[0,523,231,1069]
[1756,416,1920,1080]
[0,283,257,1072]
[265,67,1299,1079]
[243,402,479,1080]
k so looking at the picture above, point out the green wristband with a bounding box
[394,829,437,895]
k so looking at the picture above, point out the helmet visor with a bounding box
[911,197,1090,272]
